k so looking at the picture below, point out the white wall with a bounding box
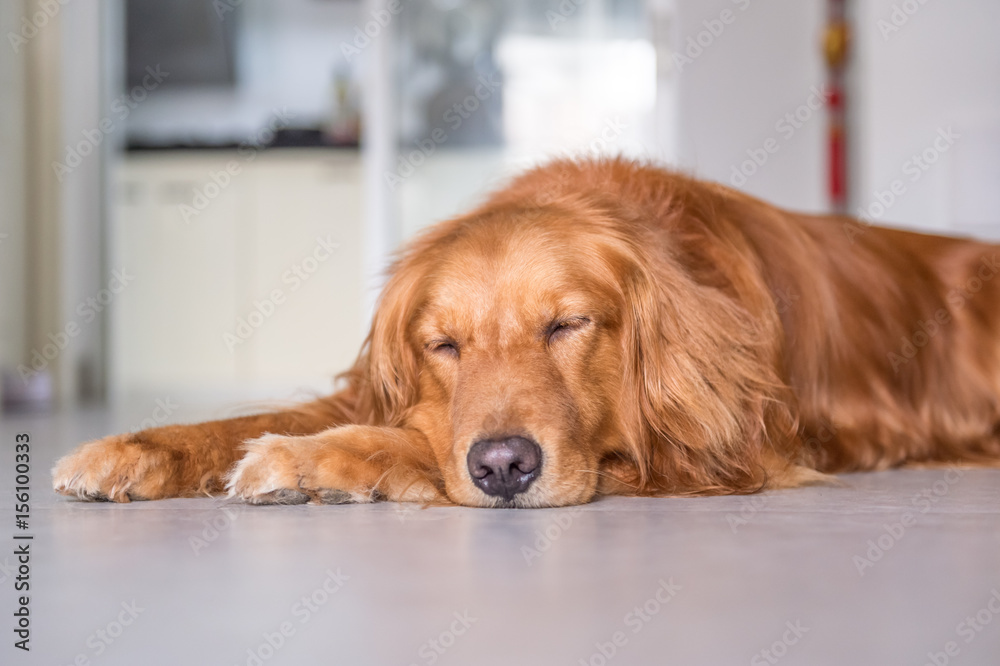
[0,1,28,381]
[853,0,1000,237]
[673,0,828,213]
[58,0,113,400]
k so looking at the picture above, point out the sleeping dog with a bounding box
[53,158,1000,507]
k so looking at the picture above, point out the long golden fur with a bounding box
[53,158,1000,507]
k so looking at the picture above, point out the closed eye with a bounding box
[427,339,459,358]
[546,317,592,344]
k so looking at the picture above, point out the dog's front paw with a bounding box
[52,435,182,502]
[225,434,376,505]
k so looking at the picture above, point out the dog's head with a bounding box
[362,184,798,507]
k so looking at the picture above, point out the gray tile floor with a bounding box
[2,404,999,666]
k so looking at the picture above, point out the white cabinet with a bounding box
[110,149,365,399]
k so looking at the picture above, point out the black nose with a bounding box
[467,437,542,501]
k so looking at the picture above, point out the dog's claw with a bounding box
[248,488,310,505]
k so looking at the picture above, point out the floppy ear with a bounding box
[621,238,802,495]
[357,255,426,426]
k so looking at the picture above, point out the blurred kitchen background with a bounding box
[0,0,998,414]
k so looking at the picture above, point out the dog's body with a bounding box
[53,159,1000,507]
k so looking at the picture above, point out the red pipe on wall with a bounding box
[824,0,850,213]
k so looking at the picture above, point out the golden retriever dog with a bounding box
[52,158,1000,507]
